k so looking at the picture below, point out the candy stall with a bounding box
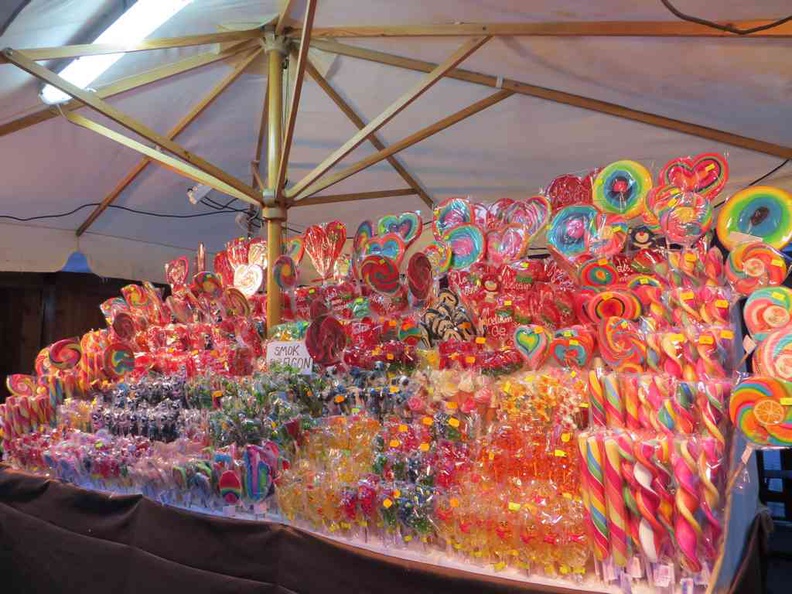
[1,3,791,593]
[2,149,790,593]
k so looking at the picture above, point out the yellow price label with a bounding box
[448,417,460,428]
[504,300,512,306]
[393,489,401,498]
[464,356,476,364]
[562,492,573,500]
[570,339,579,346]
[446,401,458,410]
[382,499,393,509]
[598,258,608,266]
[554,449,567,458]
[389,439,401,448]
[475,337,486,345]
[715,299,729,308]
[684,253,696,262]
[419,443,430,452]
[781,398,792,406]
[559,565,570,575]
[681,291,694,300]
[772,258,784,266]
[699,335,714,345]
[561,433,571,443]
[450,497,460,508]
[403,535,412,543]
[390,385,400,394]
[333,395,346,403]
[721,330,735,339]
[493,562,506,571]
[422,416,434,426]
[386,353,394,361]
[579,401,590,408]
[398,424,408,433]
[508,502,521,512]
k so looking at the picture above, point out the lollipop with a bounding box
[744,287,792,340]
[550,326,595,368]
[285,236,305,265]
[592,160,653,219]
[305,315,347,367]
[717,186,792,250]
[755,327,792,381]
[433,197,473,239]
[443,224,485,270]
[729,376,792,446]
[598,317,645,372]
[546,173,593,211]
[584,291,642,322]
[589,213,629,257]
[213,251,234,287]
[99,297,129,326]
[424,242,452,276]
[225,237,250,268]
[364,233,407,265]
[407,252,433,301]
[487,224,530,266]
[304,221,346,279]
[193,271,224,298]
[360,255,400,295]
[378,212,423,246]
[223,288,251,317]
[273,255,298,290]
[547,205,596,259]
[659,153,729,200]
[48,338,82,370]
[504,195,551,241]
[103,342,135,379]
[121,284,150,309]
[247,238,268,268]
[111,312,137,341]
[725,241,788,296]
[165,256,189,287]
[577,258,618,290]
[6,374,36,397]
[513,325,551,370]
[233,264,264,298]
[353,220,374,256]
[658,191,713,246]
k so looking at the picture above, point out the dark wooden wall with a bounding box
[0,272,138,401]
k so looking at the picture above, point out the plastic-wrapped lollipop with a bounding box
[725,241,789,296]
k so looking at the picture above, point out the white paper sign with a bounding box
[266,341,313,374]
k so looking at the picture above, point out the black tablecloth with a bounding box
[0,467,765,594]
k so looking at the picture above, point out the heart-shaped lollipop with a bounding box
[484,198,516,231]
[360,255,401,295]
[546,173,594,212]
[659,153,729,200]
[165,257,189,288]
[433,197,472,239]
[444,224,485,270]
[247,238,268,268]
[233,264,263,298]
[364,232,406,265]
[513,325,551,370]
[505,195,551,241]
[377,212,423,246]
[305,315,347,366]
[285,235,305,265]
[273,255,298,290]
[225,237,250,269]
[213,251,235,287]
[304,221,346,279]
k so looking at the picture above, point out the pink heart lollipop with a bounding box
[213,251,235,287]
[165,257,189,287]
[304,221,346,279]
[487,224,530,267]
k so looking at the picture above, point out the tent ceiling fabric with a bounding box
[0,0,790,282]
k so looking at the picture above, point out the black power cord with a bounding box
[660,0,792,35]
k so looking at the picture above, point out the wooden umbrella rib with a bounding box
[310,39,792,159]
[275,0,317,200]
[285,35,491,199]
[300,20,792,38]
[0,39,258,139]
[304,58,434,208]
[275,0,299,35]
[75,47,263,237]
[3,48,263,201]
[293,90,514,201]
[3,29,263,62]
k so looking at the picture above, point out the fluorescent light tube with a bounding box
[40,0,193,105]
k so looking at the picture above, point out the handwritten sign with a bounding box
[266,341,313,374]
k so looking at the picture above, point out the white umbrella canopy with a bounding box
[0,0,789,282]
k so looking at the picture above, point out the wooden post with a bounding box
[263,33,287,329]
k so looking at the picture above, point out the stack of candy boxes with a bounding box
[4,152,792,592]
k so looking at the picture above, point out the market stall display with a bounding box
[2,153,789,593]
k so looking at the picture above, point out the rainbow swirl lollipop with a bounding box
[585,291,642,322]
[273,255,298,290]
[659,153,729,200]
[103,342,135,379]
[592,160,653,219]
[577,257,618,290]
[550,326,595,368]
[443,224,485,270]
[547,205,597,259]
[755,327,792,382]
[48,338,82,370]
[424,242,452,276]
[658,191,713,246]
[598,317,646,372]
[6,374,36,397]
[744,286,792,340]
[726,241,788,296]
[717,186,792,250]
[433,197,472,240]
[729,376,792,446]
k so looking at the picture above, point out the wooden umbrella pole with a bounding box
[264,32,287,329]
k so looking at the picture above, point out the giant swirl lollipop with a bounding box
[744,286,792,340]
[717,186,792,250]
[729,376,792,446]
[592,160,653,219]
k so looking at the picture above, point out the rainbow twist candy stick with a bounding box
[633,438,667,562]
[602,434,629,567]
[614,432,641,554]
[585,434,611,561]
[698,435,723,562]
[673,381,698,434]
[673,437,703,573]
[587,369,607,427]
[619,375,642,430]
[577,434,601,559]
[603,372,625,428]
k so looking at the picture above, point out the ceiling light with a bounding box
[40,0,193,105]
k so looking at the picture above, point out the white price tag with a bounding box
[653,564,673,588]
[266,341,313,374]
[223,505,237,517]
